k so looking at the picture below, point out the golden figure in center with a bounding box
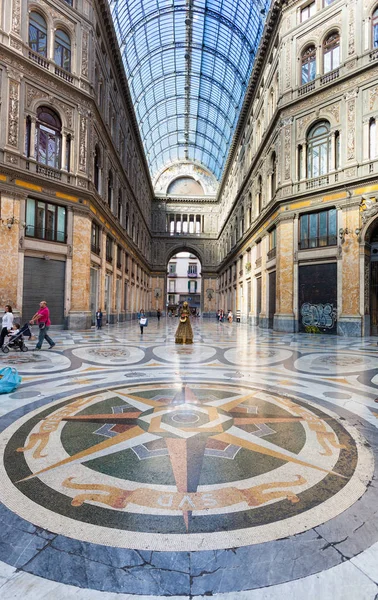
[175,301,193,344]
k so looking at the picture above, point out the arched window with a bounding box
[257,176,262,213]
[117,190,122,221]
[301,46,316,84]
[271,152,277,198]
[323,32,340,73]
[94,146,101,192]
[25,116,31,157]
[373,8,378,48]
[125,202,129,232]
[369,118,377,159]
[307,121,330,178]
[335,131,340,170]
[107,170,113,208]
[54,29,71,72]
[240,208,244,238]
[29,12,47,56]
[36,106,62,169]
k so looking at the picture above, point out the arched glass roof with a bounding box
[109,0,271,181]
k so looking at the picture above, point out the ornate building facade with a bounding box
[1,0,378,335]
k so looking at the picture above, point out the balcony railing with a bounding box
[54,66,74,83]
[267,247,277,260]
[320,68,339,86]
[168,272,177,277]
[306,175,329,189]
[370,48,378,62]
[91,244,100,255]
[29,50,49,70]
[36,164,62,180]
[188,272,197,277]
[298,80,315,96]
[25,226,66,243]
[299,236,337,250]
[106,255,113,263]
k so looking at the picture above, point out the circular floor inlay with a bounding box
[0,382,372,552]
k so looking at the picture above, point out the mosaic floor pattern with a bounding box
[0,318,377,599]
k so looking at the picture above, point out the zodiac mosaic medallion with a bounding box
[0,383,372,551]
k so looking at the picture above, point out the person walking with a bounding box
[0,305,14,348]
[96,308,103,329]
[139,309,148,334]
[157,309,161,322]
[30,300,55,350]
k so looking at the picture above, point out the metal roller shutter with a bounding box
[23,257,65,325]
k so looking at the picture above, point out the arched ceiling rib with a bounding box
[109,0,271,181]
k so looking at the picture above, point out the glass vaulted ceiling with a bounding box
[109,0,271,181]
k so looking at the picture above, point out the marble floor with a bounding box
[0,318,377,600]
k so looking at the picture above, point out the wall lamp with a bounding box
[1,216,25,230]
[339,227,361,243]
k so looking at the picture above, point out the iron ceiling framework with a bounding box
[109,0,271,180]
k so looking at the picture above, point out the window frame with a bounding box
[54,28,71,72]
[25,197,67,243]
[35,106,62,170]
[307,121,331,179]
[299,208,337,250]
[301,45,316,85]
[29,11,47,57]
[323,31,340,74]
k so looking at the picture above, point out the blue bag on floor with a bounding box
[0,367,22,394]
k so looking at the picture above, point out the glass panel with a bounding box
[319,211,327,246]
[57,206,66,242]
[109,0,272,178]
[46,204,56,241]
[26,198,35,237]
[328,208,337,244]
[309,213,317,247]
[370,121,376,159]
[300,216,308,249]
[36,201,46,239]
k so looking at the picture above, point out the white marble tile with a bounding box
[351,542,378,584]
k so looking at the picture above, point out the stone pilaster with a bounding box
[67,211,92,329]
[274,217,295,332]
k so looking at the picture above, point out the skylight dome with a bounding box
[109,0,271,181]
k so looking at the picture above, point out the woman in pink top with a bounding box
[30,300,55,351]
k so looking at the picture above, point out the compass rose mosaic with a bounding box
[0,383,372,551]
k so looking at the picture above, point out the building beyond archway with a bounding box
[167,252,202,316]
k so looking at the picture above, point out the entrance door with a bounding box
[371,261,378,335]
[23,257,65,325]
[256,277,262,325]
[90,268,99,326]
[268,271,276,329]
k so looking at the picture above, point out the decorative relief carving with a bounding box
[347,100,355,160]
[26,85,47,108]
[364,255,370,314]
[348,6,355,55]
[79,113,87,172]
[370,86,378,111]
[345,166,357,177]
[322,102,340,124]
[283,121,292,180]
[6,154,19,165]
[12,0,21,35]
[54,100,73,129]
[8,79,19,147]
[10,37,22,51]
[285,43,291,90]
[82,31,89,79]
[296,113,314,139]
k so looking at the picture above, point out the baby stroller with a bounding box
[1,323,32,354]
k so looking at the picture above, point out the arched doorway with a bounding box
[370,224,378,335]
[166,251,202,316]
